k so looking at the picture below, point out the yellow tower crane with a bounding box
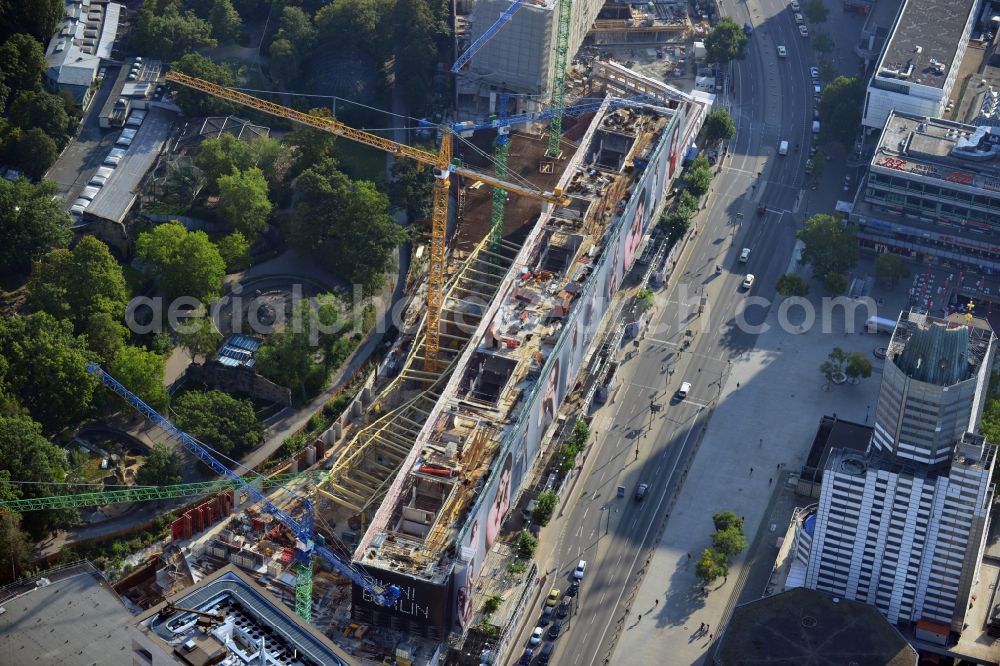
[164,72,571,371]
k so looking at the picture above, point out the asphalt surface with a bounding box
[510,0,821,663]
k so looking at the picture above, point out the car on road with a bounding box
[546,588,561,607]
[530,627,544,645]
[519,648,534,665]
[742,274,756,290]
[548,619,564,640]
[539,605,553,626]
[574,560,587,580]
[677,381,691,399]
[635,483,649,501]
[799,25,809,37]
[794,12,804,23]
[739,247,751,263]
[810,66,820,81]
[566,581,579,597]
[538,642,555,664]
[557,599,571,619]
[789,0,800,9]
[777,45,786,57]
[874,347,888,359]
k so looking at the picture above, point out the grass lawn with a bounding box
[333,140,387,186]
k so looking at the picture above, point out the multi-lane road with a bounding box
[510,0,820,663]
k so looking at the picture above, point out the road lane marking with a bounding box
[583,507,590,519]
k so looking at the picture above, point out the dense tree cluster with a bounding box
[796,213,859,281]
[704,17,748,66]
[173,390,263,459]
[817,76,865,148]
[0,178,72,275]
[132,0,216,61]
[136,221,227,301]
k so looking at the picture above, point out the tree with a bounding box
[217,231,250,271]
[8,89,71,146]
[277,6,318,49]
[268,38,300,84]
[27,236,129,332]
[712,511,743,533]
[108,345,169,412]
[176,314,223,358]
[819,60,838,84]
[845,352,873,381]
[0,508,31,584]
[823,271,847,295]
[284,109,339,175]
[389,0,442,113]
[134,1,216,61]
[874,254,909,286]
[704,17,749,66]
[796,214,858,278]
[14,128,58,180]
[636,288,655,312]
[0,313,96,431]
[660,208,692,245]
[686,165,712,197]
[695,548,729,584]
[288,159,406,295]
[169,54,234,117]
[0,33,47,92]
[0,0,64,44]
[136,222,226,301]
[217,167,272,238]
[84,312,128,364]
[172,390,263,458]
[515,530,538,559]
[135,442,182,486]
[0,178,70,275]
[195,134,256,187]
[389,158,434,222]
[254,316,325,398]
[0,415,75,537]
[818,76,865,148]
[807,150,826,180]
[981,391,1000,448]
[713,527,748,558]
[812,32,834,54]
[776,273,810,298]
[532,491,558,525]
[209,0,242,43]
[315,0,390,54]
[804,0,829,23]
[820,347,847,387]
[702,109,736,146]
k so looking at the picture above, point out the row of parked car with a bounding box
[520,562,587,664]
[69,109,147,216]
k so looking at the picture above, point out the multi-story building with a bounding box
[861,0,979,130]
[800,310,996,637]
[851,111,1000,272]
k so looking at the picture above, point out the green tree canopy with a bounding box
[704,17,749,66]
[818,76,864,148]
[0,312,96,431]
[173,389,262,458]
[315,0,390,55]
[217,231,251,271]
[713,527,748,558]
[0,0,64,44]
[981,391,1000,448]
[8,89,71,146]
[13,127,59,180]
[532,490,558,525]
[804,0,829,23]
[695,547,729,583]
[176,314,223,358]
[134,0,216,61]
[0,178,70,275]
[217,167,272,238]
[84,312,129,364]
[254,313,325,398]
[0,33,47,92]
[874,254,909,286]
[289,159,406,295]
[136,221,226,301]
[713,510,743,532]
[702,109,736,146]
[284,109,339,175]
[196,134,292,193]
[276,6,318,50]
[0,415,75,538]
[516,529,538,559]
[135,442,183,486]
[108,345,169,412]
[27,236,129,332]
[208,0,242,43]
[685,164,712,197]
[169,53,234,117]
[823,270,847,295]
[389,158,434,222]
[0,508,31,583]
[268,38,300,84]
[796,213,858,278]
[776,273,810,298]
[845,352,873,381]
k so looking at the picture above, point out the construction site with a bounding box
[0,1,720,665]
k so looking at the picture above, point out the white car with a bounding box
[677,382,691,399]
[530,627,544,645]
[810,66,820,81]
[80,185,101,201]
[794,12,804,23]
[799,25,809,37]
[739,247,751,263]
[742,274,756,290]
[777,45,787,57]
[574,560,587,580]
[790,0,800,9]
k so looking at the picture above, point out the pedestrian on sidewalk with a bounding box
[749,466,753,476]
[655,599,659,606]
[709,633,713,640]
[768,477,773,485]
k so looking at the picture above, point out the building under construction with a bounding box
[317,67,712,653]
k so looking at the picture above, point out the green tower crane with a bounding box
[546,0,573,158]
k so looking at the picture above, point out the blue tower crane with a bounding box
[85,363,401,622]
[451,0,524,73]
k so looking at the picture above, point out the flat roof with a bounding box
[887,308,993,386]
[875,0,976,89]
[135,565,352,666]
[0,562,132,666]
[715,588,918,666]
[85,106,176,223]
[873,111,1000,184]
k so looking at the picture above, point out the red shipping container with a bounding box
[214,495,227,517]
[182,513,193,539]
[171,518,186,541]
[190,508,204,533]
[202,501,215,524]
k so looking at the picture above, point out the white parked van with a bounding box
[812,120,820,134]
[866,316,896,334]
[778,140,789,155]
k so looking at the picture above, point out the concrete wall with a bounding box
[184,362,292,406]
